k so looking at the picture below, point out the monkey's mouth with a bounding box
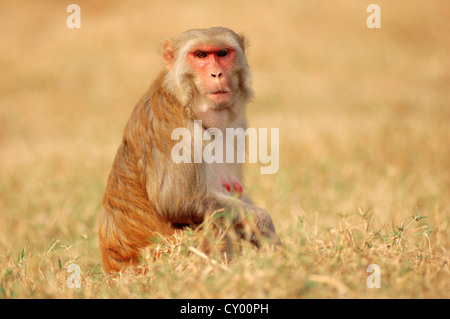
[209,90,232,95]
[205,90,236,109]
[207,90,235,102]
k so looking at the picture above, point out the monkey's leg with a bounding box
[98,209,176,273]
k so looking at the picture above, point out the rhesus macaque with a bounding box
[99,27,280,273]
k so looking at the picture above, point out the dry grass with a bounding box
[0,0,449,298]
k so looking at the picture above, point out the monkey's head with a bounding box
[162,27,253,127]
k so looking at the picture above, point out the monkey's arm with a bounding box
[145,156,279,247]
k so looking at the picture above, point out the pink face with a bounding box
[187,46,238,108]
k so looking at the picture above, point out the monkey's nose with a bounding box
[211,72,222,78]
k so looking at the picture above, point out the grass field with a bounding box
[0,0,448,298]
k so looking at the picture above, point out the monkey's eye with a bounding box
[196,51,207,58]
[217,50,228,57]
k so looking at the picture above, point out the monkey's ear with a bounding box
[238,33,247,54]
[163,40,174,71]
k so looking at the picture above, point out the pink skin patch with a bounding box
[187,47,237,92]
[221,178,231,192]
[187,46,236,71]
[221,177,243,198]
[232,179,243,197]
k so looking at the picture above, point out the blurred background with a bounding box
[0,0,448,295]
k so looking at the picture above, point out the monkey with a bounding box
[98,27,280,273]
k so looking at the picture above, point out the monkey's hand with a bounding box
[243,205,281,249]
[215,197,280,249]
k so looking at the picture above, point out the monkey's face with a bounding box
[163,27,253,127]
[188,46,240,110]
